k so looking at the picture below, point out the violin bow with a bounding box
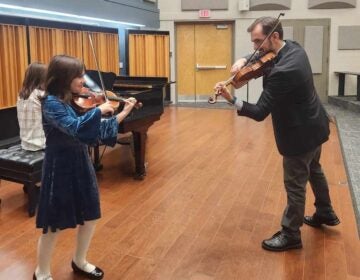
[88,32,109,102]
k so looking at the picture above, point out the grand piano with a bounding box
[86,71,168,180]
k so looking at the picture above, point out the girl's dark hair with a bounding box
[45,55,84,103]
[19,62,47,100]
[247,16,283,39]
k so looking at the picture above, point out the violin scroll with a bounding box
[208,92,221,104]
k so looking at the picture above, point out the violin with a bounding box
[208,51,276,104]
[72,87,143,112]
[73,33,142,113]
[209,12,284,104]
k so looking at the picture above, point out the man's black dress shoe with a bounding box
[262,231,302,252]
[71,260,104,280]
[304,213,340,228]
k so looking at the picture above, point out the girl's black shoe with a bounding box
[71,260,104,280]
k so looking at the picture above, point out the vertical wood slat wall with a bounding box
[29,27,119,73]
[129,33,170,78]
[82,32,119,73]
[0,24,28,108]
[0,24,119,109]
[29,27,83,63]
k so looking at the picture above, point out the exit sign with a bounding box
[199,9,211,18]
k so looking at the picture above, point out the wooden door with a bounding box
[176,22,233,102]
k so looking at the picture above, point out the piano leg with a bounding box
[132,130,147,180]
[91,145,103,171]
[26,182,38,217]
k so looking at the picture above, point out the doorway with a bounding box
[176,22,233,103]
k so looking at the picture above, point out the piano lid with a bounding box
[83,74,102,92]
[113,76,170,87]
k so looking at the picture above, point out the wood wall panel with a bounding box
[155,35,170,77]
[82,32,119,74]
[176,24,195,96]
[129,33,169,78]
[0,24,27,108]
[30,28,119,73]
[29,27,82,63]
[0,21,119,109]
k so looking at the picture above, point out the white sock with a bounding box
[73,220,98,273]
[34,274,53,280]
[35,230,59,280]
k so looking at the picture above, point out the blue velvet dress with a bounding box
[36,95,118,233]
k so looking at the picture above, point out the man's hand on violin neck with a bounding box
[214,82,232,102]
[231,58,247,75]
[214,81,225,91]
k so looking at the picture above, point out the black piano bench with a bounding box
[0,145,44,217]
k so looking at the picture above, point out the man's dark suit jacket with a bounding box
[239,40,330,157]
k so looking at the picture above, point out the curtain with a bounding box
[82,31,119,73]
[0,24,27,108]
[129,33,169,78]
[29,26,82,63]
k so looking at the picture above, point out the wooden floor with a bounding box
[0,106,360,280]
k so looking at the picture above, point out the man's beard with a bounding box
[258,42,273,56]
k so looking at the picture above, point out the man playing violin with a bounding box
[215,16,340,252]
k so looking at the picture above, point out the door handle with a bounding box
[196,63,227,70]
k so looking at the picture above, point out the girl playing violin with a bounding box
[33,54,136,280]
